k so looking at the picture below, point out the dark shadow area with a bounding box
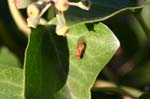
[85,23,96,32]
[48,25,69,87]
[25,25,69,99]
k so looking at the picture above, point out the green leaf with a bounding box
[24,23,120,99]
[65,0,144,24]
[0,47,21,67]
[54,23,120,99]
[0,64,23,99]
[24,25,69,99]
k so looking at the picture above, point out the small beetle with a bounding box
[75,38,86,60]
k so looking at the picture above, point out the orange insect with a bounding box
[75,38,86,60]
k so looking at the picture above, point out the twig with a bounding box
[7,0,31,37]
[92,80,143,99]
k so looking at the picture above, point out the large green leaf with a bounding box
[54,23,120,99]
[65,0,144,24]
[24,25,69,99]
[24,23,120,99]
[0,64,23,99]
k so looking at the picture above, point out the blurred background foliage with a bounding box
[0,0,150,98]
[0,0,27,65]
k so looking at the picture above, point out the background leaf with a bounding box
[65,0,144,24]
[0,47,21,67]
[0,64,23,99]
[24,23,119,99]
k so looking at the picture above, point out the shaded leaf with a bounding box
[0,64,23,99]
[24,22,119,99]
[24,25,69,99]
[65,0,144,24]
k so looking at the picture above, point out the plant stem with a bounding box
[7,0,30,37]
[92,80,143,99]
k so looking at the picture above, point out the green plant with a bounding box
[0,0,149,99]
